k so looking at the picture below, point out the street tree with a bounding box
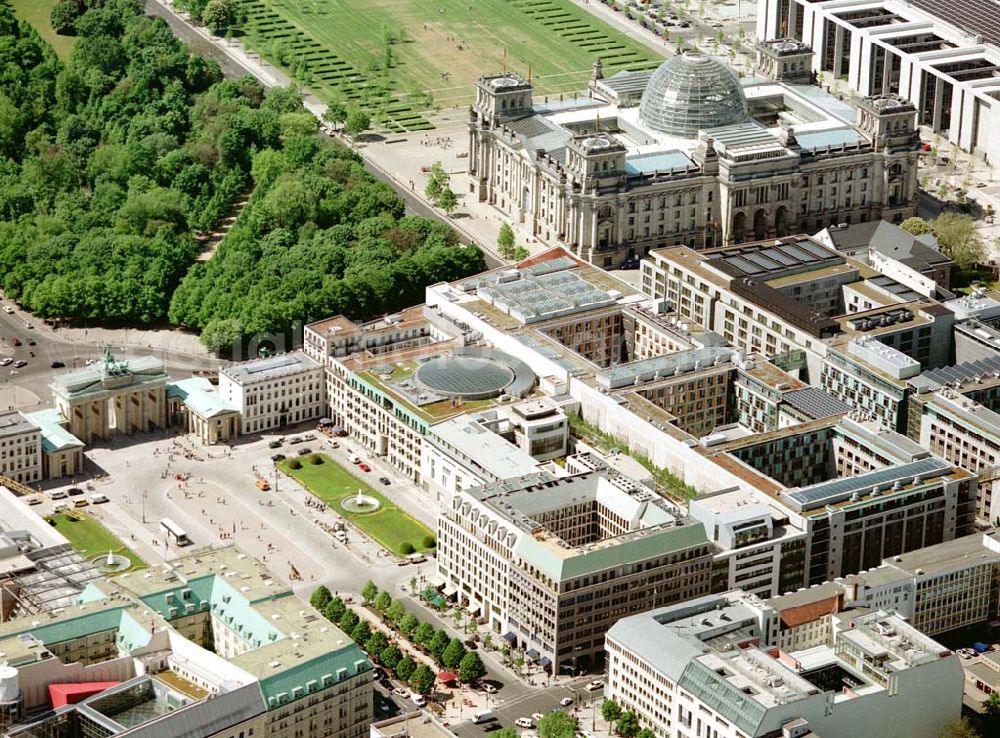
[400,613,419,636]
[324,597,346,623]
[442,638,467,669]
[512,245,529,261]
[323,102,348,131]
[410,663,436,695]
[388,600,407,626]
[414,622,435,647]
[538,711,578,738]
[310,586,331,611]
[339,610,360,634]
[362,581,379,604]
[601,700,622,729]
[396,656,416,682]
[497,222,515,259]
[366,631,389,657]
[616,711,640,738]
[380,645,402,670]
[350,621,372,645]
[375,591,392,616]
[345,109,371,139]
[458,651,486,684]
[636,730,654,738]
[429,630,450,662]
[202,0,239,34]
[437,187,458,214]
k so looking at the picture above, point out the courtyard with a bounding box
[279,453,435,556]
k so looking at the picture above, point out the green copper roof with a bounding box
[26,605,132,646]
[258,644,371,709]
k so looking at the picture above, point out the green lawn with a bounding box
[6,0,75,59]
[279,454,434,555]
[239,0,662,130]
[47,512,147,572]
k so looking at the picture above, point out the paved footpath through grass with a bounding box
[47,512,147,573]
[279,453,435,556]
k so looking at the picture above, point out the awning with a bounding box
[539,657,552,668]
[428,574,446,589]
[319,418,333,426]
[438,671,457,682]
[526,649,540,660]
[442,583,458,597]
[503,632,517,643]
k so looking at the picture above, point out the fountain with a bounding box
[92,549,131,574]
[340,488,381,514]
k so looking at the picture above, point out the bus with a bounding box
[160,518,191,546]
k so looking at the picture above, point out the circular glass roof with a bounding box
[638,53,750,137]
[415,357,514,399]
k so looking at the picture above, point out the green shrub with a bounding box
[288,458,302,470]
[308,454,323,465]
[421,534,436,549]
[400,541,415,555]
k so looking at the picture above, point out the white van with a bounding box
[472,711,494,724]
[49,490,68,500]
[89,494,109,504]
[347,454,361,464]
[325,438,340,449]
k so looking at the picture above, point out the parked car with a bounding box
[50,360,65,368]
[271,453,286,462]
[484,723,503,732]
[0,358,10,366]
[288,436,304,444]
[560,697,574,707]
[482,683,498,694]
[27,496,42,506]
[67,487,84,497]
[393,687,408,697]
[297,447,312,456]
[268,440,283,449]
[13,360,26,368]
[89,494,109,504]
[348,454,361,464]
[409,693,426,707]
[359,463,371,472]
[1,306,13,314]
[585,680,604,691]
[378,476,391,485]
[515,718,534,729]
[27,338,35,346]
[619,258,640,270]
[531,713,544,723]
[23,322,33,329]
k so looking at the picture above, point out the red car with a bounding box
[358,463,371,472]
[10,337,20,347]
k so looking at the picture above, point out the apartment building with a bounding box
[436,471,714,673]
[219,351,324,435]
[606,592,962,738]
[0,547,371,738]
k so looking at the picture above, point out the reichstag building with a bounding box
[466,41,921,267]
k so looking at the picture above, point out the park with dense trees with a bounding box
[0,0,485,345]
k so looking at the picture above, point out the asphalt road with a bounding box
[450,680,604,738]
[0,302,220,413]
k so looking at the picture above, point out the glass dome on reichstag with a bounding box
[638,52,750,137]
